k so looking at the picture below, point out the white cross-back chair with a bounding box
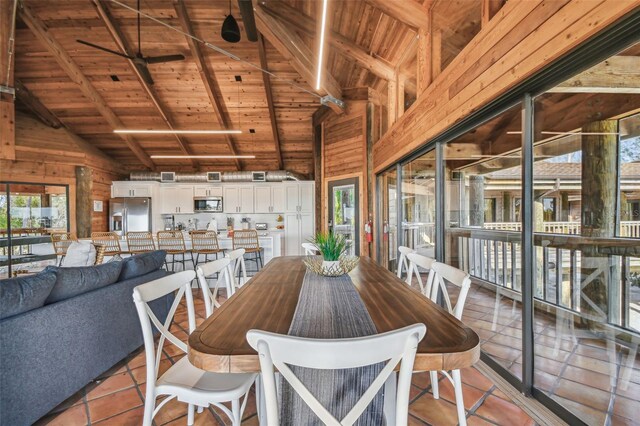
[302,242,319,255]
[226,248,248,287]
[196,258,235,318]
[405,252,436,296]
[246,324,426,426]
[132,271,256,426]
[396,246,414,279]
[426,262,472,426]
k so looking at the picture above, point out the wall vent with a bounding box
[251,171,266,182]
[160,171,176,182]
[207,172,222,182]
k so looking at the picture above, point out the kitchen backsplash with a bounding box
[168,212,284,231]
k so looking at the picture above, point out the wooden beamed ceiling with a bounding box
[13,0,486,174]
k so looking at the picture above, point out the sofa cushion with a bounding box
[119,250,166,281]
[44,261,123,304]
[61,241,97,267]
[0,272,57,320]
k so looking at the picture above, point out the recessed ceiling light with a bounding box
[114,129,242,135]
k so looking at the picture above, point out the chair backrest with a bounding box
[196,258,232,317]
[247,324,426,426]
[233,230,260,250]
[396,246,414,278]
[429,262,471,320]
[191,230,220,252]
[126,231,155,254]
[406,252,436,296]
[301,242,318,255]
[132,271,196,392]
[157,231,186,252]
[50,232,77,255]
[91,231,122,255]
[226,248,247,287]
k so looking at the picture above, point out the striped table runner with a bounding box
[280,270,385,425]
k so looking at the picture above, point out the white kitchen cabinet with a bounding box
[224,186,254,213]
[111,182,153,198]
[284,183,314,213]
[194,186,222,198]
[254,185,287,213]
[159,185,194,214]
[284,211,315,256]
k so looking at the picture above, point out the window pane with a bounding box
[377,169,398,272]
[444,103,524,379]
[532,41,640,425]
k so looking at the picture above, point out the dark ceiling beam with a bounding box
[254,4,344,114]
[174,0,242,170]
[92,0,198,169]
[257,33,284,170]
[14,80,62,129]
[18,2,155,169]
[237,0,257,42]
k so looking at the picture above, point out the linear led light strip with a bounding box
[506,131,619,135]
[315,0,329,90]
[114,129,242,135]
[150,155,255,159]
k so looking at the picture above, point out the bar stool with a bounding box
[91,232,127,258]
[232,230,263,275]
[191,230,225,266]
[126,231,156,254]
[157,230,194,271]
[50,232,78,265]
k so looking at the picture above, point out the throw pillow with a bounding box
[119,250,166,281]
[61,241,97,267]
[0,272,57,320]
[44,261,123,304]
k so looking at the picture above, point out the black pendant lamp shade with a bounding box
[222,0,241,43]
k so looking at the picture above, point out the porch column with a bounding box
[76,166,93,238]
[580,120,618,320]
[468,175,484,227]
[560,191,570,221]
[502,192,511,222]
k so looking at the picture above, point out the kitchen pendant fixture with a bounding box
[221,0,241,43]
[114,129,242,134]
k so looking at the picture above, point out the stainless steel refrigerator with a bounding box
[109,198,152,236]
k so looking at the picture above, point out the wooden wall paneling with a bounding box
[18,2,154,169]
[0,0,15,160]
[373,0,639,173]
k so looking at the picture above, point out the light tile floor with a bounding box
[37,290,535,426]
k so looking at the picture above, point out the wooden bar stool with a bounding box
[91,232,127,258]
[157,231,194,271]
[191,230,225,266]
[50,232,78,265]
[126,231,156,254]
[232,230,263,276]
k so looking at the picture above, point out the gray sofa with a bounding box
[0,250,173,426]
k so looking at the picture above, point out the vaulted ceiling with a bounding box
[14,0,484,175]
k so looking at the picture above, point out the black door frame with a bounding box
[328,177,360,256]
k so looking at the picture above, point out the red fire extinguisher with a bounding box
[365,219,373,243]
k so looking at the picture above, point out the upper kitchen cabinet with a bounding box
[193,186,223,198]
[254,185,287,213]
[224,186,254,213]
[159,185,194,214]
[111,182,154,198]
[285,182,315,213]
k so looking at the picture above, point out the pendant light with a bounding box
[221,0,241,43]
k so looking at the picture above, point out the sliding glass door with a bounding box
[0,183,69,278]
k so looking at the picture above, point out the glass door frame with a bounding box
[328,177,360,256]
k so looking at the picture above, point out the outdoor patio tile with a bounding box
[87,388,143,423]
[460,367,495,391]
[93,406,144,425]
[554,378,612,412]
[612,395,637,420]
[86,371,136,401]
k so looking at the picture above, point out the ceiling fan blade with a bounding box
[144,54,186,64]
[76,40,134,60]
[134,62,154,85]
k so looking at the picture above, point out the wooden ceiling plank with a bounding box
[18,2,154,169]
[15,79,62,129]
[257,33,283,170]
[254,4,344,114]
[92,0,197,169]
[364,0,430,30]
[173,0,242,170]
[261,1,396,82]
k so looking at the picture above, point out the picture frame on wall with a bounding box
[93,200,103,212]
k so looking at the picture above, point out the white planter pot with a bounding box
[322,260,340,271]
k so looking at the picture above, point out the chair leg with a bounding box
[195,253,200,266]
[430,371,439,399]
[231,398,241,426]
[187,403,195,426]
[142,387,155,426]
[452,369,467,426]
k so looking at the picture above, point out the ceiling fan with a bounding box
[77,0,184,85]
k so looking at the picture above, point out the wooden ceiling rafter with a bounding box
[257,33,283,170]
[92,0,198,169]
[15,79,62,129]
[17,2,155,170]
[364,0,431,31]
[254,4,344,114]
[173,0,242,170]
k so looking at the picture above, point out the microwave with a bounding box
[194,197,223,212]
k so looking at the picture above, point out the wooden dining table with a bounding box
[188,256,480,374]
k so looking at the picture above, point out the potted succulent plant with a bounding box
[311,232,347,271]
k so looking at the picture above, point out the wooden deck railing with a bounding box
[484,221,640,237]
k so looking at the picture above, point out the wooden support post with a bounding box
[431,29,442,80]
[468,175,485,227]
[580,120,618,319]
[417,26,432,95]
[366,101,375,258]
[387,78,398,127]
[397,76,406,119]
[560,191,570,221]
[502,192,511,222]
[76,166,93,238]
[313,122,322,234]
[0,0,15,160]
